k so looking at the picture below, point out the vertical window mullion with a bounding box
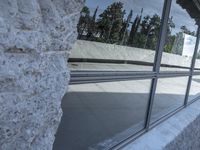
[184,26,200,106]
[145,0,173,130]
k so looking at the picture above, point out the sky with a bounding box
[85,0,198,35]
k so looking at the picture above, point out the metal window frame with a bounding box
[144,0,173,130]
[67,0,200,149]
[184,27,200,106]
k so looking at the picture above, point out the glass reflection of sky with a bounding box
[170,0,197,35]
[85,0,197,34]
[86,0,163,19]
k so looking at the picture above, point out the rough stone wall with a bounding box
[0,0,84,149]
[164,112,200,150]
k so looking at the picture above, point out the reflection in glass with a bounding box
[151,77,188,123]
[160,0,198,71]
[188,76,200,102]
[54,80,151,150]
[194,42,200,70]
[70,0,165,71]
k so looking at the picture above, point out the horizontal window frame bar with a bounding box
[158,71,191,78]
[193,68,200,71]
[69,58,193,70]
[70,75,155,85]
[193,71,200,75]
[69,58,154,67]
[71,70,155,77]
[70,70,192,84]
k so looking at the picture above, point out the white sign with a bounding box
[182,34,196,57]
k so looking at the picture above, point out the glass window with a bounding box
[54,0,200,149]
[69,0,165,72]
[194,42,200,70]
[54,79,151,150]
[151,77,188,123]
[160,0,198,72]
[188,75,200,102]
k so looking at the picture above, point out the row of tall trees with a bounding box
[77,2,195,53]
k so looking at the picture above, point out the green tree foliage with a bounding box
[168,16,175,34]
[128,14,141,46]
[181,25,196,36]
[129,14,161,49]
[141,14,161,49]
[77,6,90,39]
[164,16,176,53]
[77,2,182,53]
[97,2,124,43]
[197,52,200,60]
[77,3,163,50]
[76,1,199,60]
[119,10,133,45]
[131,33,146,48]
[164,35,176,53]
[86,6,99,40]
[171,32,185,55]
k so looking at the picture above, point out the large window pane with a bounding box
[188,75,200,102]
[151,77,188,123]
[70,0,165,72]
[160,0,198,72]
[54,79,151,150]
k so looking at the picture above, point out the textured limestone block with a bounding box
[0,0,84,149]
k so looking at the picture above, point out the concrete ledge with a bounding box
[122,100,200,150]
[71,40,200,68]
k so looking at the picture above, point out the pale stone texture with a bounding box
[0,0,84,149]
[70,40,200,69]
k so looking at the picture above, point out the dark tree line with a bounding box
[77,2,196,53]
